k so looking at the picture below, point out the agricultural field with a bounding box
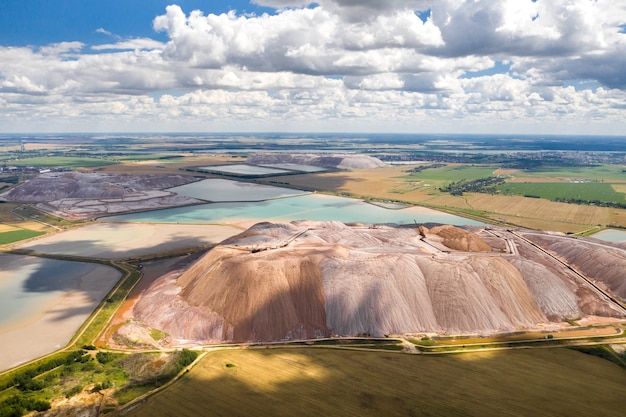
[114,154,186,162]
[271,162,626,232]
[5,156,117,168]
[0,203,79,247]
[0,204,68,246]
[497,182,626,204]
[123,347,626,417]
[504,164,626,181]
[0,228,44,245]
[404,164,498,182]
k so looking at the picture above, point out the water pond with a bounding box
[0,254,121,371]
[169,178,307,202]
[102,193,483,226]
[259,163,327,173]
[198,164,290,176]
[591,229,626,243]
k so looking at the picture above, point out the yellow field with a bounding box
[90,158,626,232]
[123,347,626,417]
[459,193,611,224]
[0,204,66,246]
[273,167,626,232]
[612,184,626,194]
[0,224,19,233]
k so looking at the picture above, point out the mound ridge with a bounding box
[132,221,625,344]
[1,171,201,219]
[1,171,195,201]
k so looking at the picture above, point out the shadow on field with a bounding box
[116,346,626,417]
[124,276,625,416]
[7,246,626,416]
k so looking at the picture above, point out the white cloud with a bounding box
[96,28,114,37]
[91,38,165,51]
[1,1,626,133]
[38,42,84,56]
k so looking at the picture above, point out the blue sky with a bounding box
[1,1,625,134]
[0,1,271,46]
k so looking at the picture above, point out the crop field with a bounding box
[454,193,613,227]
[124,347,626,417]
[497,182,626,203]
[506,164,626,181]
[115,154,186,162]
[273,167,626,231]
[404,164,497,182]
[7,156,117,168]
[0,228,44,244]
[0,204,77,245]
[612,184,626,194]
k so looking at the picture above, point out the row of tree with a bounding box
[439,177,505,196]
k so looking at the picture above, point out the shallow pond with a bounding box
[102,193,483,226]
[0,254,121,371]
[591,229,626,243]
[169,178,307,201]
[17,223,241,259]
[198,164,290,176]
[259,163,327,173]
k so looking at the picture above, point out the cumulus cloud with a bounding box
[429,0,620,57]
[153,4,443,76]
[1,0,626,132]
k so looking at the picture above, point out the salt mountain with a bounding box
[132,221,626,343]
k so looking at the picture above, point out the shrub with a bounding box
[177,349,198,369]
[65,385,83,398]
[96,352,116,365]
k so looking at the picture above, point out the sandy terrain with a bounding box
[0,254,121,371]
[15,223,242,259]
[127,222,625,345]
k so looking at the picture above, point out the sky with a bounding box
[1,0,626,134]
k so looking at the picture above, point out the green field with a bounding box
[0,229,45,244]
[512,164,626,180]
[116,154,186,162]
[6,157,117,168]
[497,182,626,203]
[124,347,626,417]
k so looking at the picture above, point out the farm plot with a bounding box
[0,228,44,245]
[497,182,626,204]
[404,164,498,183]
[505,165,626,181]
[6,156,117,168]
[124,348,626,417]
